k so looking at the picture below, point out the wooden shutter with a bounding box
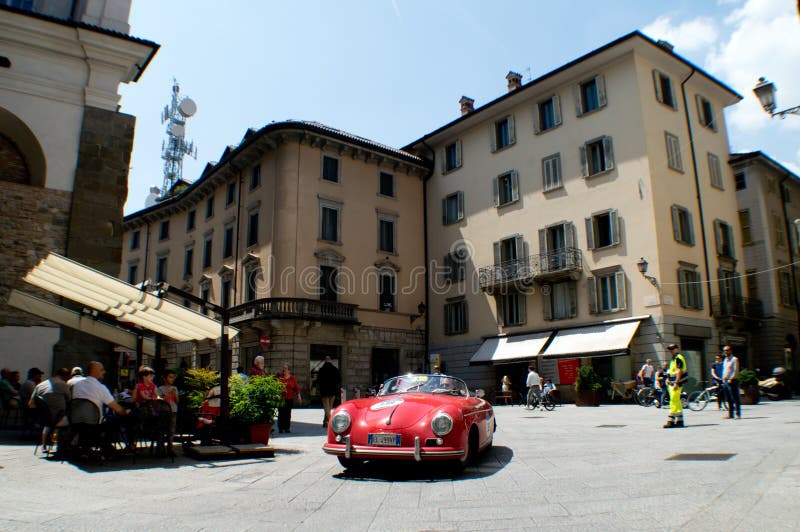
[496,295,505,326]
[553,95,562,126]
[492,177,499,207]
[585,216,595,250]
[457,191,464,221]
[542,157,551,189]
[678,269,687,307]
[687,210,695,245]
[566,222,576,249]
[603,136,615,171]
[596,75,607,108]
[610,210,620,245]
[442,197,448,225]
[714,220,723,255]
[538,228,547,254]
[493,241,501,266]
[507,115,516,145]
[579,145,588,177]
[532,103,541,134]
[695,94,704,126]
[517,293,527,325]
[439,149,446,174]
[587,276,597,314]
[455,140,462,168]
[514,235,524,261]
[568,282,577,317]
[511,170,519,202]
[671,205,681,241]
[652,70,663,103]
[542,286,553,321]
[574,84,583,116]
[726,224,735,258]
[489,123,497,152]
[696,271,704,309]
[615,270,627,310]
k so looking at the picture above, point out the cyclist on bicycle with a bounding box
[526,364,541,407]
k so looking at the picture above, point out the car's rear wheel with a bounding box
[337,456,363,469]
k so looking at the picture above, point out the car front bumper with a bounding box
[323,435,464,461]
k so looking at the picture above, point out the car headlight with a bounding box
[331,411,351,434]
[431,412,453,436]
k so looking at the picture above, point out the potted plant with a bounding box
[737,369,760,405]
[229,374,285,445]
[574,365,602,406]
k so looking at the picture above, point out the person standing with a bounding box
[663,344,687,428]
[654,361,668,408]
[278,365,301,433]
[722,345,741,419]
[638,359,655,387]
[525,364,541,406]
[317,357,340,428]
[710,353,725,410]
[157,369,179,452]
[250,355,265,377]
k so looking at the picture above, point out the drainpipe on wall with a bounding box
[680,68,714,318]
[421,140,435,372]
[142,220,151,280]
[233,167,243,306]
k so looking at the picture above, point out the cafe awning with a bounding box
[22,252,237,341]
[7,289,156,355]
[540,316,647,359]
[469,331,553,365]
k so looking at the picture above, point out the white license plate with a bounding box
[368,433,401,446]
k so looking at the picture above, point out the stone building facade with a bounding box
[0,1,157,374]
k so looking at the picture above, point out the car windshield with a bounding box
[377,374,469,397]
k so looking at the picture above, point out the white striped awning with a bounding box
[540,316,646,359]
[22,252,237,341]
[469,331,553,365]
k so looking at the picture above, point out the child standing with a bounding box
[157,369,179,452]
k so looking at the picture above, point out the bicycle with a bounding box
[525,387,555,411]
[688,383,728,411]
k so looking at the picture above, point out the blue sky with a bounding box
[120,0,800,214]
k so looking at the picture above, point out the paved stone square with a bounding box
[1,400,799,531]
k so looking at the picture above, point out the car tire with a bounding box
[337,457,363,469]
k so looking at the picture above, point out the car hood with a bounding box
[350,394,460,430]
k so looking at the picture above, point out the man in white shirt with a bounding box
[526,364,541,406]
[721,346,741,419]
[638,359,655,386]
[71,361,129,419]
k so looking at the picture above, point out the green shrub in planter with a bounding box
[738,369,758,387]
[575,365,602,391]
[229,374,285,426]
[183,368,220,410]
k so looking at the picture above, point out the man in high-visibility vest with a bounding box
[664,343,687,428]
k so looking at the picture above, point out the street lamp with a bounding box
[637,257,659,288]
[410,301,426,324]
[753,77,800,119]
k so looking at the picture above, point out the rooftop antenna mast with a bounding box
[160,79,197,198]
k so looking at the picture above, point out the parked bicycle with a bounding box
[688,382,728,411]
[636,386,688,409]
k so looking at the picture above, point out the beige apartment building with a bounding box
[121,121,429,400]
[730,151,800,372]
[404,31,748,396]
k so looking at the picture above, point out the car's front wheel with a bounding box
[337,456,363,469]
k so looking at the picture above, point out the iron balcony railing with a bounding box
[478,248,582,290]
[229,298,359,324]
[711,296,764,320]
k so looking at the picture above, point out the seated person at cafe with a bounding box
[542,378,557,398]
[132,366,160,403]
[72,361,130,419]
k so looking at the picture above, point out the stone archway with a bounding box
[0,107,46,187]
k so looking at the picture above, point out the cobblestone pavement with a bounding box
[1,399,799,531]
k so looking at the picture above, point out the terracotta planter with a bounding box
[741,385,760,405]
[249,423,272,445]
[575,389,601,407]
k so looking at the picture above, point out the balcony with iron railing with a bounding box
[711,296,764,320]
[228,297,359,325]
[478,248,582,290]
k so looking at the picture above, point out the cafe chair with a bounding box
[64,398,105,463]
[32,396,64,456]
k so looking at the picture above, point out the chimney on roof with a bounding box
[459,96,475,116]
[506,71,523,92]
[656,39,674,52]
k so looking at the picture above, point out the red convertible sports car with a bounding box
[322,374,494,469]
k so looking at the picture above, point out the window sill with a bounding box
[377,193,397,200]
[442,166,462,176]
[590,243,620,252]
[584,169,613,179]
[377,249,398,256]
[318,239,342,246]
[490,143,515,154]
[534,123,562,136]
[543,185,564,194]
[444,330,467,336]
[496,199,519,209]
[443,218,464,226]
[710,184,725,191]
[668,166,685,174]
[658,102,678,111]
[699,124,718,133]
[321,177,342,185]
[675,239,696,247]
[679,305,704,311]
[577,105,606,118]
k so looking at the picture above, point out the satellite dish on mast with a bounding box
[168,122,185,137]
[179,98,197,118]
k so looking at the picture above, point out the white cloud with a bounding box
[642,16,719,53]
